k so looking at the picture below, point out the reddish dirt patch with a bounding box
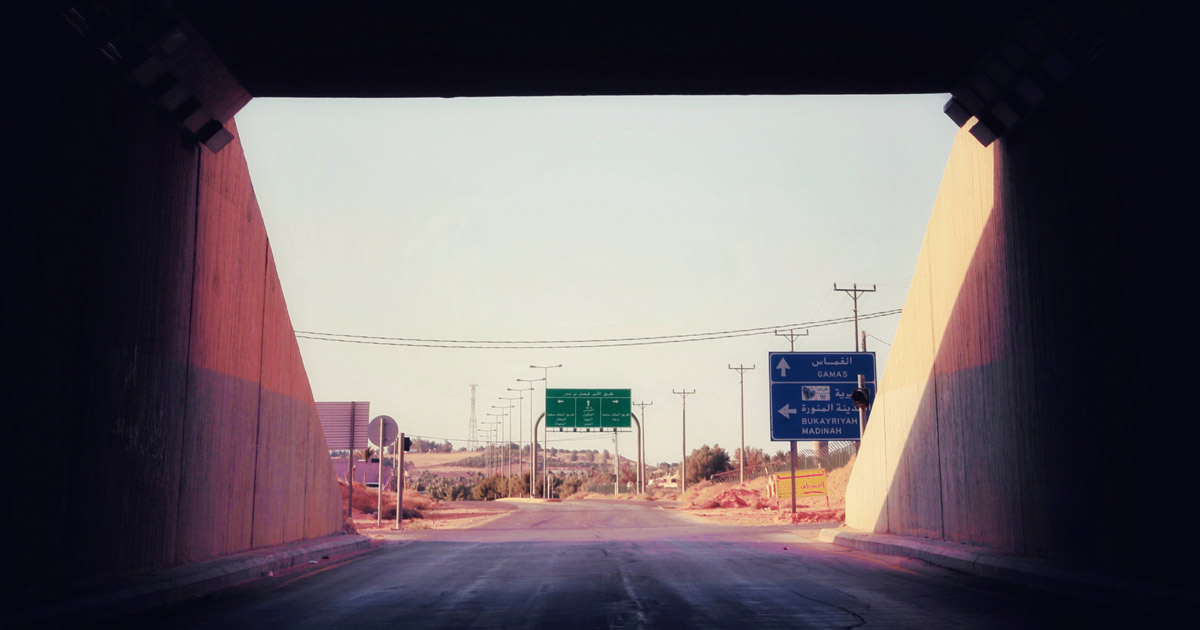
[674,455,857,527]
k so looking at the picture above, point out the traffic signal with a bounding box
[402,436,412,452]
[851,387,871,409]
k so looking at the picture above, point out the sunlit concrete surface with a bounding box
[846,8,1197,592]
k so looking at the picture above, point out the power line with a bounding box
[865,333,892,347]
[297,314,875,344]
[295,309,902,350]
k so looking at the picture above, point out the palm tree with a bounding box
[358,446,376,462]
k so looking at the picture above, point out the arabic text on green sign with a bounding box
[545,389,631,429]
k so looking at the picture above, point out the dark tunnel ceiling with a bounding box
[174,1,1043,98]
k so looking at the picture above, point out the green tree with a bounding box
[686,444,732,484]
[561,474,586,497]
[734,446,766,471]
[534,473,563,498]
[509,472,531,497]
[471,475,508,500]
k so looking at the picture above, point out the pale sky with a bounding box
[236,94,956,466]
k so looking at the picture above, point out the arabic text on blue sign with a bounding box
[769,382,874,440]
[770,352,876,383]
[769,352,876,442]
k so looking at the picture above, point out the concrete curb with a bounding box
[8,533,373,624]
[818,527,1195,616]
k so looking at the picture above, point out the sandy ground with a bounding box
[570,455,855,527]
[350,455,856,537]
[351,499,519,538]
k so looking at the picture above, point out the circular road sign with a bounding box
[368,415,399,447]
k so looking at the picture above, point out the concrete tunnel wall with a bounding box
[846,15,1198,588]
[4,12,340,599]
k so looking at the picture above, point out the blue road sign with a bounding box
[769,352,876,441]
[770,352,875,383]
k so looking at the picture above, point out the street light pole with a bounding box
[499,398,520,483]
[728,364,755,485]
[483,417,501,477]
[531,364,562,498]
[492,403,514,485]
[672,389,695,493]
[633,401,652,493]
[509,385,534,495]
[517,377,543,489]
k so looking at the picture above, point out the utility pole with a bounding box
[728,364,755,485]
[673,389,695,493]
[633,401,652,494]
[531,364,562,498]
[832,282,875,459]
[774,328,809,351]
[833,283,877,351]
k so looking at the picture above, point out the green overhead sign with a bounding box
[546,389,631,429]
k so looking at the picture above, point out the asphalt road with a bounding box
[128,500,1162,629]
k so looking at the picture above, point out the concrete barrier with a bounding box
[846,28,1199,588]
[5,15,341,603]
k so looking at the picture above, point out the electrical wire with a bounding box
[865,332,892,347]
[296,308,901,349]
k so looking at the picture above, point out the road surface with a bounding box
[128,500,1162,628]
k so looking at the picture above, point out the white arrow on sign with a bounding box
[778,404,797,418]
[776,357,791,377]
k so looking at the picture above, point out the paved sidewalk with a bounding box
[6,533,372,625]
[819,526,1195,617]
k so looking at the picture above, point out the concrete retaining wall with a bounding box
[4,11,340,601]
[847,17,1197,587]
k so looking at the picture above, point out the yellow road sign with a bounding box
[776,468,827,499]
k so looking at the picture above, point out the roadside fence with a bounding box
[709,441,858,484]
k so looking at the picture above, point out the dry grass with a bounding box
[338,480,438,519]
[403,452,474,467]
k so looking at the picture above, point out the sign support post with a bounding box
[789,440,798,515]
[377,423,384,527]
[614,430,619,495]
[348,401,355,520]
[396,432,405,530]
[857,374,866,454]
[367,414,399,527]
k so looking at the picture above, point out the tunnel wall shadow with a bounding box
[4,12,340,600]
[847,14,1197,586]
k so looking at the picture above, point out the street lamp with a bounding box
[483,417,500,477]
[633,401,653,493]
[498,398,520,483]
[490,406,509,481]
[508,385,534,496]
[517,377,544,486]
[530,364,562,498]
